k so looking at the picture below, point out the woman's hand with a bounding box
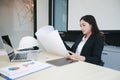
[67,51,86,61]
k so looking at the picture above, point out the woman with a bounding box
[65,15,104,66]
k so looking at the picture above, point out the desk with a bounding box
[0,51,120,80]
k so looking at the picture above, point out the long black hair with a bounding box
[80,15,104,38]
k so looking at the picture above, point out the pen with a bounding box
[68,52,73,55]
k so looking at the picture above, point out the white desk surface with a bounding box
[0,50,120,80]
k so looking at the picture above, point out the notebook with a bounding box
[1,35,38,62]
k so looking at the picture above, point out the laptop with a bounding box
[1,35,38,62]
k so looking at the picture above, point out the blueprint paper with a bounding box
[35,25,68,56]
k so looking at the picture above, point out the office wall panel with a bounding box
[68,0,120,30]
[37,0,49,29]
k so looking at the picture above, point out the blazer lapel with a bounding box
[72,37,82,52]
[80,34,94,55]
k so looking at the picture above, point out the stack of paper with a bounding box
[35,25,68,56]
[0,50,7,56]
[0,61,51,80]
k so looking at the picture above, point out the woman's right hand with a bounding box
[67,51,85,61]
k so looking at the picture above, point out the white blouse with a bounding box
[75,36,88,54]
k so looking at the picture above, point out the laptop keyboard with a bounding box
[14,54,27,60]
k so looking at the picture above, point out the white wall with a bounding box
[0,0,33,48]
[37,0,49,29]
[68,0,120,30]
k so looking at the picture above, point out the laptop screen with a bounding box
[1,35,15,60]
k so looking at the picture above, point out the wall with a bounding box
[0,0,33,49]
[68,0,120,30]
[37,0,49,29]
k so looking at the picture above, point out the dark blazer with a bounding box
[65,34,104,66]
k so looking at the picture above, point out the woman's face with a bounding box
[80,19,92,35]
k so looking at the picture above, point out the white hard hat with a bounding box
[18,36,39,50]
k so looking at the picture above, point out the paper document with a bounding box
[35,25,68,56]
[0,61,51,80]
[0,50,7,56]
